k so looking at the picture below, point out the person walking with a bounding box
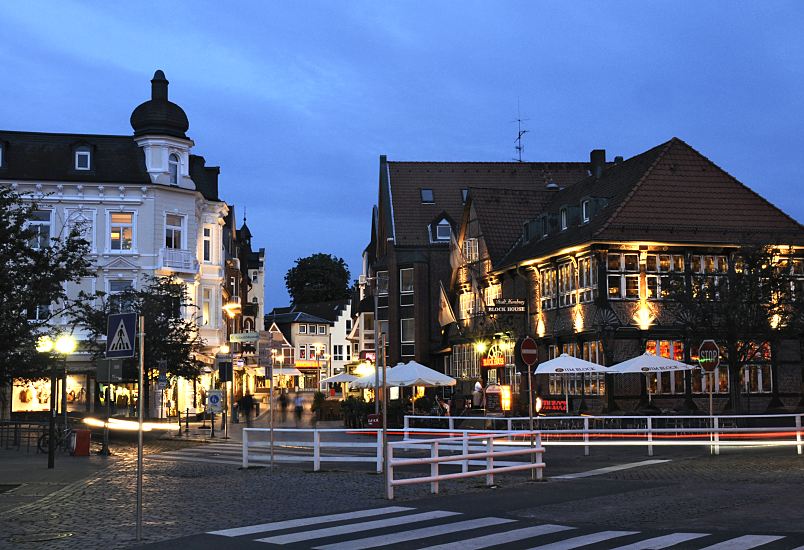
[241,392,254,427]
[293,394,304,427]
[278,390,288,424]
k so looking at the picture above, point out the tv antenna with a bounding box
[512,100,529,162]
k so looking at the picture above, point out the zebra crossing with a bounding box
[202,505,802,549]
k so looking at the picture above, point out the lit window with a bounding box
[463,238,479,262]
[202,288,212,326]
[582,200,590,223]
[28,210,51,249]
[436,220,451,241]
[169,153,180,184]
[109,212,134,251]
[165,214,183,249]
[560,208,568,230]
[75,148,91,170]
[420,188,434,203]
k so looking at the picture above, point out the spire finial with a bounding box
[151,70,168,101]
[243,206,247,224]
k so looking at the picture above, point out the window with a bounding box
[376,271,389,295]
[252,297,258,303]
[346,344,352,361]
[202,227,212,262]
[401,318,415,343]
[646,340,687,395]
[75,148,90,170]
[345,319,352,331]
[165,214,183,249]
[66,210,94,249]
[110,212,134,251]
[399,268,414,294]
[318,325,327,335]
[202,288,212,326]
[560,208,568,230]
[484,283,501,306]
[28,210,51,249]
[168,153,180,184]
[298,324,307,334]
[581,200,590,223]
[420,188,434,203]
[108,279,134,312]
[333,345,344,361]
[308,324,317,334]
[252,272,258,282]
[577,256,597,303]
[436,220,451,241]
[540,268,557,310]
[558,262,576,307]
[548,342,605,396]
[541,216,548,238]
[463,238,479,262]
[607,252,640,300]
[26,303,50,322]
[458,291,477,319]
[299,345,307,359]
[461,189,468,203]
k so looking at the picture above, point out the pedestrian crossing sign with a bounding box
[106,312,137,358]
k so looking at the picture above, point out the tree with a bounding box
[666,246,804,414]
[69,275,205,417]
[0,188,93,387]
[285,253,351,305]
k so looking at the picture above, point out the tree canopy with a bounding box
[0,188,93,384]
[284,253,351,305]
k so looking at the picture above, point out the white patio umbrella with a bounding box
[388,361,456,387]
[350,368,393,389]
[534,354,609,413]
[320,373,358,399]
[608,352,699,403]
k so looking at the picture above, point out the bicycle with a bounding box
[38,425,73,454]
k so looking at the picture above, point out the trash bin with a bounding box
[70,429,91,457]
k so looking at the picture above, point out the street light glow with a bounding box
[36,336,54,353]
[54,334,77,355]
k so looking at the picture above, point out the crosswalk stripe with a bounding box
[419,524,575,550]
[314,517,516,550]
[698,535,786,549]
[551,460,670,480]
[147,455,243,466]
[609,532,710,550]
[209,506,414,537]
[526,530,638,549]
[256,510,461,545]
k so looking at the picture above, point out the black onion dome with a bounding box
[130,70,189,139]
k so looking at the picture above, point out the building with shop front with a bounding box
[446,138,804,414]
[361,156,594,373]
[265,310,333,391]
[1,70,263,418]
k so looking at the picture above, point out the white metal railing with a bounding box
[404,414,804,457]
[242,428,383,471]
[386,431,545,500]
[160,248,197,272]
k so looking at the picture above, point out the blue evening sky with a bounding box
[2,1,802,308]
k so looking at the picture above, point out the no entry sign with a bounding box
[520,336,539,367]
[698,340,720,372]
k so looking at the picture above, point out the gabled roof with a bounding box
[267,301,347,323]
[265,310,334,326]
[498,138,804,269]
[467,187,548,264]
[386,161,592,247]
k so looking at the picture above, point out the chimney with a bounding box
[590,149,606,179]
[614,155,624,164]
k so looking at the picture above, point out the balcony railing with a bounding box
[160,248,198,273]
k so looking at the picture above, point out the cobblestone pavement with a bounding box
[1,443,803,549]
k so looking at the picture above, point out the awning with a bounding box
[271,367,303,377]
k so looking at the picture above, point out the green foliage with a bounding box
[284,253,350,305]
[340,396,371,428]
[0,188,93,383]
[311,390,326,412]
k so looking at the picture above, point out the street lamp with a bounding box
[38,333,76,469]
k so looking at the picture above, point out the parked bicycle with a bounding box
[38,425,73,454]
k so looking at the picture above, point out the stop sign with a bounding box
[698,340,720,372]
[520,336,539,367]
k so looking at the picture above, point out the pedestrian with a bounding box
[278,390,288,424]
[241,392,254,427]
[294,394,304,427]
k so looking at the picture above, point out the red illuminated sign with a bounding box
[537,398,567,413]
[481,356,506,368]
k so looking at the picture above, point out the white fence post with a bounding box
[462,431,469,473]
[647,417,653,457]
[313,429,321,471]
[796,414,802,456]
[507,418,513,441]
[486,437,494,486]
[713,417,720,456]
[583,417,590,456]
[403,416,409,440]
[386,443,394,500]
[430,441,439,494]
[242,428,249,468]
[536,433,543,481]
[448,417,454,431]
[376,429,383,472]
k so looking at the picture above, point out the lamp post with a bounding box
[219,343,231,438]
[38,334,76,469]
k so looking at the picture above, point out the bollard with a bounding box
[647,417,654,457]
[386,443,394,500]
[796,415,802,456]
[713,417,720,455]
[486,437,494,486]
[177,410,183,437]
[583,417,590,456]
[242,429,249,468]
[430,441,439,494]
[403,416,409,440]
[462,432,469,473]
[210,412,215,438]
[185,408,190,434]
[375,430,383,473]
[313,430,321,472]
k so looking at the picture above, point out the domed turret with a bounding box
[130,70,189,139]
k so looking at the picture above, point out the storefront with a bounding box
[12,374,92,414]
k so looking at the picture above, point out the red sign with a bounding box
[481,356,506,368]
[520,336,539,367]
[698,340,720,372]
[367,414,382,428]
[536,398,567,413]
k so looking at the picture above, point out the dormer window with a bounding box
[169,153,180,184]
[436,219,451,241]
[420,188,434,203]
[75,148,91,170]
[582,200,590,223]
[461,189,468,203]
[560,208,568,231]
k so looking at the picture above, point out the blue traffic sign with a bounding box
[106,312,137,358]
